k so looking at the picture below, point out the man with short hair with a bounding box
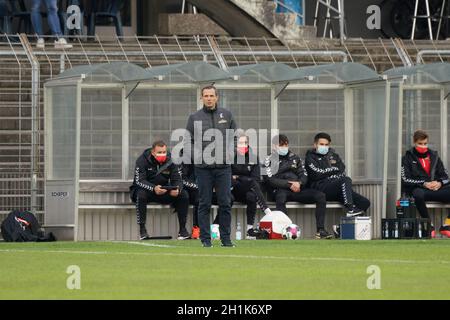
[401,129,450,238]
[130,140,190,240]
[305,132,370,217]
[185,85,237,247]
[263,134,332,239]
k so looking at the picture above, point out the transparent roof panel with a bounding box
[56,62,151,83]
[146,61,232,83]
[228,63,303,83]
[228,62,380,84]
[296,63,381,84]
[383,63,450,84]
[51,62,380,85]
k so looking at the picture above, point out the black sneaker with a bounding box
[139,225,151,240]
[246,228,260,240]
[346,206,364,217]
[332,225,341,238]
[202,240,213,247]
[177,228,191,240]
[221,240,236,247]
[315,229,333,239]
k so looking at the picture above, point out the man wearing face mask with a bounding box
[263,134,332,239]
[130,140,190,240]
[305,132,370,217]
[232,134,272,239]
[401,130,450,238]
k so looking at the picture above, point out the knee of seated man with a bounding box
[136,189,150,201]
[246,192,257,203]
[341,176,352,184]
[361,198,371,210]
[177,189,189,201]
[313,191,326,203]
[275,190,287,202]
[412,188,425,199]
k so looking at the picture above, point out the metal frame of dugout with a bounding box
[384,63,450,228]
[43,61,389,240]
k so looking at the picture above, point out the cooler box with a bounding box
[340,217,372,240]
[259,211,292,239]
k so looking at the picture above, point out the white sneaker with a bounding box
[54,38,73,49]
[36,38,45,49]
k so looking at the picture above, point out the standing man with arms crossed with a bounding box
[185,85,237,247]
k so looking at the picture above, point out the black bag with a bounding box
[1,210,56,242]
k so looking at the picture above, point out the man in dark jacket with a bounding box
[263,134,332,239]
[232,134,271,238]
[130,140,189,240]
[401,130,450,237]
[184,85,237,247]
[305,132,370,217]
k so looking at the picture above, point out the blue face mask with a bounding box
[277,147,289,156]
[317,145,329,155]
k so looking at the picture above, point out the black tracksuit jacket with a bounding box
[304,148,346,189]
[262,151,308,191]
[130,148,183,200]
[401,147,450,194]
[185,105,237,169]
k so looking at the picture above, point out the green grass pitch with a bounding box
[0,239,449,300]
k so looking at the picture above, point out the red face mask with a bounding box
[415,145,428,154]
[237,146,249,155]
[154,154,167,164]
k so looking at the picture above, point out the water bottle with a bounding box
[211,224,220,240]
[396,199,404,218]
[384,221,389,238]
[394,222,399,238]
[418,222,422,238]
[236,222,242,240]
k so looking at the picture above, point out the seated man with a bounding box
[232,134,272,239]
[263,134,332,239]
[305,132,370,217]
[401,130,450,238]
[130,140,190,240]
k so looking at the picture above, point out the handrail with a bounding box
[0,50,348,63]
[19,33,40,215]
[416,49,450,64]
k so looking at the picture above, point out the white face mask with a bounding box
[317,145,329,155]
[277,146,289,156]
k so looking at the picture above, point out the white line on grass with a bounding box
[125,241,176,248]
[0,248,449,265]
